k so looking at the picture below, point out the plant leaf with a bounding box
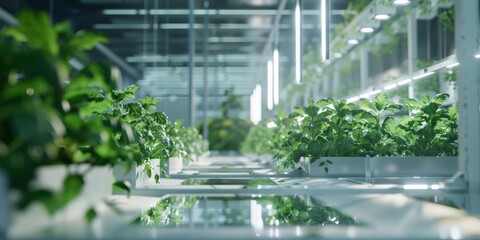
[113,181,131,197]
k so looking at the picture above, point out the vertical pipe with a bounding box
[455,0,480,214]
[202,0,209,140]
[188,0,195,127]
[407,14,417,98]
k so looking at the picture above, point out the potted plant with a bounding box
[277,98,368,177]
[371,93,458,178]
[273,92,458,178]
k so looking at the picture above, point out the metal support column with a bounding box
[202,0,209,140]
[455,0,480,214]
[322,73,330,97]
[332,64,340,97]
[188,0,196,127]
[360,44,369,91]
[407,14,417,98]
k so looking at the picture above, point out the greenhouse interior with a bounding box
[1,0,480,239]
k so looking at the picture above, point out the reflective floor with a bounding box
[8,155,480,239]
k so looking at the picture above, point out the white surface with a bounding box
[10,165,112,237]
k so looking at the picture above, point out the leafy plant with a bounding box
[272,93,458,173]
[400,93,457,156]
[200,118,252,152]
[0,11,125,216]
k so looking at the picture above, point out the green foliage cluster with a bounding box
[200,118,252,152]
[244,93,457,173]
[0,11,208,219]
[220,86,243,118]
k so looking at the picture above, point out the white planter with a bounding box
[168,157,183,174]
[303,157,369,177]
[0,170,8,238]
[10,165,112,237]
[113,159,161,188]
[371,156,458,177]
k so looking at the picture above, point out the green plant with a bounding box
[400,93,457,156]
[200,118,252,152]
[277,98,361,173]
[0,11,128,219]
[93,85,173,181]
[273,93,458,172]
[355,93,404,156]
[221,86,243,118]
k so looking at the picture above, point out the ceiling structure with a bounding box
[0,0,352,121]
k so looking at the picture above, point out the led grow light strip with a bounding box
[273,49,280,105]
[250,85,262,124]
[412,71,434,80]
[295,0,302,84]
[267,60,273,110]
[342,55,459,103]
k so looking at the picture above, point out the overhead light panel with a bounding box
[360,27,374,33]
[393,0,411,6]
[374,14,390,20]
[347,39,359,45]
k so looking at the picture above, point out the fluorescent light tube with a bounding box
[403,184,428,190]
[446,62,459,68]
[295,0,302,84]
[397,79,412,86]
[346,96,360,103]
[267,60,273,110]
[412,71,434,80]
[384,83,398,90]
[102,9,137,15]
[273,49,280,105]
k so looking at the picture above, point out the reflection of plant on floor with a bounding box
[133,196,198,226]
[264,196,356,225]
[134,195,357,227]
